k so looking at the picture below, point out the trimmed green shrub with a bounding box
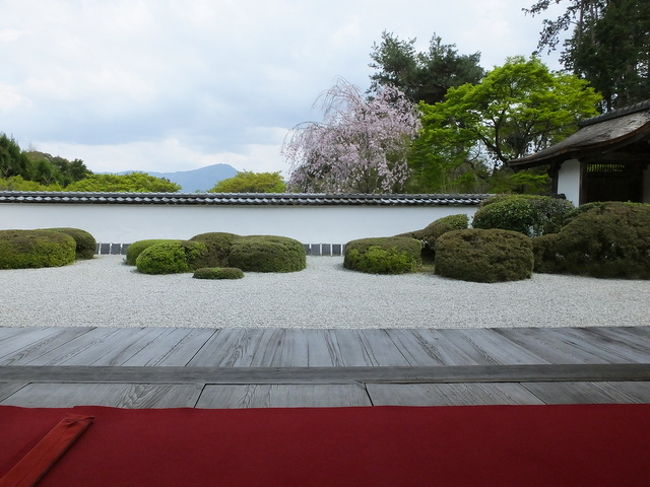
[135,241,207,274]
[435,229,534,283]
[472,195,574,237]
[193,267,244,280]
[397,214,469,259]
[45,228,96,259]
[126,239,182,265]
[0,229,76,269]
[344,237,421,274]
[228,235,306,272]
[533,202,650,279]
[189,232,240,267]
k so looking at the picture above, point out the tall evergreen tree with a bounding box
[369,32,485,104]
[526,0,650,110]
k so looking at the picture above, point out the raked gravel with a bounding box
[1,255,649,329]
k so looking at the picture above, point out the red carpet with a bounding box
[1,404,649,487]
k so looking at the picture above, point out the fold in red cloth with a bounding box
[0,414,93,487]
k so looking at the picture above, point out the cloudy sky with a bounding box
[0,0,562,175]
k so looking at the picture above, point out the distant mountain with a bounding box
[119,163,238,192]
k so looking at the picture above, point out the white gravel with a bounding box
[1,255,649,329]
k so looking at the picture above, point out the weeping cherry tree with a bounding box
[283,80,420,193]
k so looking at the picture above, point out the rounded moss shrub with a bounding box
[0,229,76,269]
[189,232,240,267]
[435,229,534,283]
[126,239,182,265]
[344,237,421,274]
[228,235,306,272]
[397,214,469,259]
[45,228,96,259]
[473,195,574,237]
[136,240,207,274]
[532,202,650,279]
[192,267,244,280]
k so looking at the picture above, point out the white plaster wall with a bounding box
[644,166,650,203]
[557,159,581,206]
[0,204,479,244]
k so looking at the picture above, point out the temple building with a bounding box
[508,100,650,206]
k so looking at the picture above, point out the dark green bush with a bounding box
[344,237,421,274]
[435,229,534,282]
[532,202,650,279]
[472,195,574,237]
[135,241,207,274]
[126,239,182,265]
[227,235,306,272]
[189,232,240,267]
[45,228,96,259]
[0,229,76,269]
[397,214,469,259]
[192,267,244,280]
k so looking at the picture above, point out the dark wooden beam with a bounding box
[2,364,650,384]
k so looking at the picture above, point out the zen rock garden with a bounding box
[2,195,650,283]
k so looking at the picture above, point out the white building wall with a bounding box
[557,159,582,206]
[0,204,479,244]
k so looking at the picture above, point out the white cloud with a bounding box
[0,0,563,174]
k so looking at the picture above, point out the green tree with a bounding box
[64,172,180,192]
[24,151,91,186]
[0,175,62,191]
[369,31,485,104]
[209,171,286,193]
[409,57,601,193]
[526,0,650,110]
[0,133,31,179]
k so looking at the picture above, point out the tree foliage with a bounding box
[408,57,600,193]
[209,171,286,193]
[284,80,420,193]
[369,31,485,104]
[526,0,650,110]
[0,134,31,180]
[64,172,180,192]
[24,151,91,186]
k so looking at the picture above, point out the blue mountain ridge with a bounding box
[117,163,238,192]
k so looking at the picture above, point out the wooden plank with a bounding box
[0,328,61,361]
[24,327,123,365]
[0,382,27,402]
[196,384,371,408]
[188,328,263,367]
[383,329,447,366]
[0,327,94,365]
[3,364,649,384]
[331,329,410,366]
[546,328,645,363]
[146,328,217,366]
[583,327,650,362]
[367,383,544,406]
[492,328,614,364]
[122,328,197,366]
[522,381,650,404]
[1,383,203,408]
[0,327,35,342]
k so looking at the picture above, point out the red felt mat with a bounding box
[1,404,649,487]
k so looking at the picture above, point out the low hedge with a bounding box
[126,239,182,265]
[228,235,306,272]
[135,240,207,274]
[344,237,421,274]
[189,232,240,267]
[45,228,96,259]
[435,229,534,282]
[533,202,650,279]
[472,195,574,237]
[397,214,469,259]
[0,229,76,269]
[193,267,244,280]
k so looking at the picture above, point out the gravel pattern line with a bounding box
[1,256,649,329]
